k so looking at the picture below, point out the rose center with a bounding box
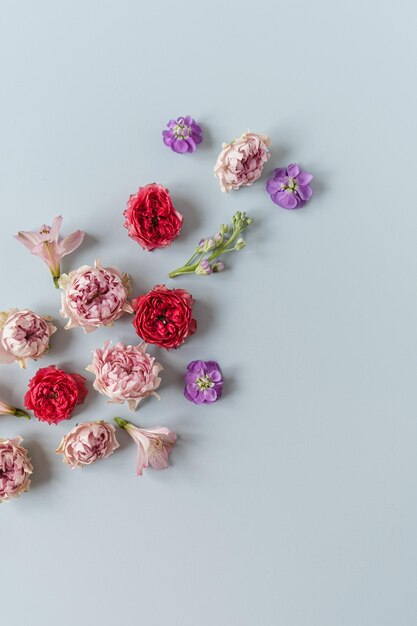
[47,392,59,399]
[156,315,167,325]
[282,178,298,192]
[173,124,191,139]
[196,375,213,390]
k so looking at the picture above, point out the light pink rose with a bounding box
[59,258,133,333]
[0,436,33,502]
[214,131,271,192]
[86,341,163,410]
[56,421,119,468]
[115,418,177,476]
[0,309,56,368]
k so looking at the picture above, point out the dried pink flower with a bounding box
[86,341,162,410]
[56,421,119,468]
[59,258,133,333]
[214,131,271,192]
[0,436,33,502]
[0,309,56,368]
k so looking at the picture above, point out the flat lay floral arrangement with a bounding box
[0,118,314,502]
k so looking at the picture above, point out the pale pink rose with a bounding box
[59,258,133,333]
[0,436,33,502]
[15,215,84,287]
[56,421,119,468]
[214,131,271,192]
[0,309,56,368]
[114,418,177,476]
[86,341,163,410]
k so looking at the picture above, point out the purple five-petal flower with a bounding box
[184,360,223,404]
[162,116,203,154]
[266,163,313,209]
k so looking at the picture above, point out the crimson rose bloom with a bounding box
[132,284,197,350]
[24,365,88,425]
[124,183,183,251]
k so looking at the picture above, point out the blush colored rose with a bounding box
[24,365,88,425]
[59,258,133,333]
[0,436,33,502]
[132,284,197,350]
[86,341,163,410]
[214,132,271,192]
[0,309,56,368]
[56,421,119,468]
[124,183,183,251]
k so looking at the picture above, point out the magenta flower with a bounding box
[184,360,223,404]
[15,216,85,287]
[114,418,177,476]
[266,163,313,209]
[162,116,203,154]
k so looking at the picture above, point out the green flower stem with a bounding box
[169,229,241,278]
[114,417,128,429]
[14,408,31,420]
[168,212,253,278]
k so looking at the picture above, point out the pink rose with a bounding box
[59,258,133,333]
[214,132,271,192]
[0,309,56,368]
[86,341,163,410]
[0,436,33,502]
[56,421,119,468]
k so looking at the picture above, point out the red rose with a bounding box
[123,183,183,251]
[132,284,197,350]
[24,365,88,425]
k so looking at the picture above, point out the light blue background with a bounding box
[1,1,417,625]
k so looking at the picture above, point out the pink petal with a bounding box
[135,441,148,476]
[14,231,42,251]
[50,216,63,241]
[58,230,85,257]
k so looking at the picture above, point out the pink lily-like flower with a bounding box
[15,216,85,288]
[0,399,30,420]
[114,418,177,476]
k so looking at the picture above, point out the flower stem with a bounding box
[114,417,128,429]
[14,408,31,420]
[53,275,60,289]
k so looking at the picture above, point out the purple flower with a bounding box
[162,116,203,154]
[266,163,313,209]
[184,360,223,404]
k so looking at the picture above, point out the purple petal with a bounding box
[273,190,298,209]
[192,132,203,144]
[287,163,300,178]
[297,185,313,202]
[266,178,283,194]
[172,139,189,154]
[272,168,287,180]
[296,171,313,185]
[187,360,205,372]
[162,131,174,146]
[203,388,218,403]
[210,370,222,383]
[185,137,196,152]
